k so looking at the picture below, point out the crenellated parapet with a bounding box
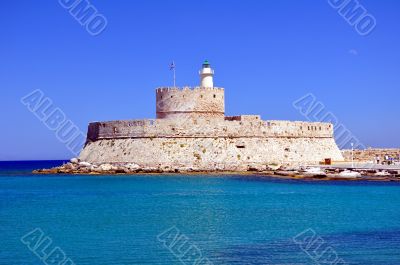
[156,87,225,120]
[86,118,334,142]
[156,86,224,93]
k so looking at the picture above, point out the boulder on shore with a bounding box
[79,161,92,167]
[70,158,79,164]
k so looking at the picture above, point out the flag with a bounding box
[169,61,175,70]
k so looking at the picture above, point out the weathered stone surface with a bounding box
[342,148,400,162]
[70,158,79,164]
[79,161,91,167]
[96,164,112,171]
[79,131,343,170]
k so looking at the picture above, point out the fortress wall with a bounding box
[86,119,333,141]
[266,120,333,138]
[79,136,343,169]
[81,118,343,168]
[156,87,225,119]
[342,148,400,162]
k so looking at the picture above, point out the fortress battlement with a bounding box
[86,117,334,142]
[156,87,224,93]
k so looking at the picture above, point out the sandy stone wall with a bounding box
[86,119,333,142]
[156,87,224,119]
[342,148,400,162]
[79,137,343,170]
[81,117,343,168]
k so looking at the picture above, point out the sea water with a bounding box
[1,161,400,264]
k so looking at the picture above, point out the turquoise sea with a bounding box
[1,161,400,265]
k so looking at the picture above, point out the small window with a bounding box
[213,94,216,98]
[171,95,173,98]
[160,96,163,99]
[201,95,203,98]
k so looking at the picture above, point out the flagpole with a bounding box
[173,67,176,87]
[170,61,176,88]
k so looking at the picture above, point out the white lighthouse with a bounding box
[199,60,214,88]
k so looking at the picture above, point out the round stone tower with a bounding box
[156,61,224,120]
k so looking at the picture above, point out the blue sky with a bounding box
[1,0,399,160]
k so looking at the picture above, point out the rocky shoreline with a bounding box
[33,159,400,182]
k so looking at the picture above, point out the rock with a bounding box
[125,163,140,171]
[275,170,299,177]
[79,167,91,173]
[267,164,282,171]
[302,167,327,178]
[70,158,79,164]
[247,164,266,172]
[115,168,126,174]
[79,161,91,167]
[64,163,77,170]
[90,166,102,173]
[122,168,132,173]
[179,166,195,172]
[374,171,391,176]
[143,167,160,173]
[98,163,117,171]
[58,168,71,174]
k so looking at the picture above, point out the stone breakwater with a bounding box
[34,159,400,182]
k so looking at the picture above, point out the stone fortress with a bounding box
[78,61,344,171]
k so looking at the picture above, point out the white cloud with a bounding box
[348,49,358,56]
